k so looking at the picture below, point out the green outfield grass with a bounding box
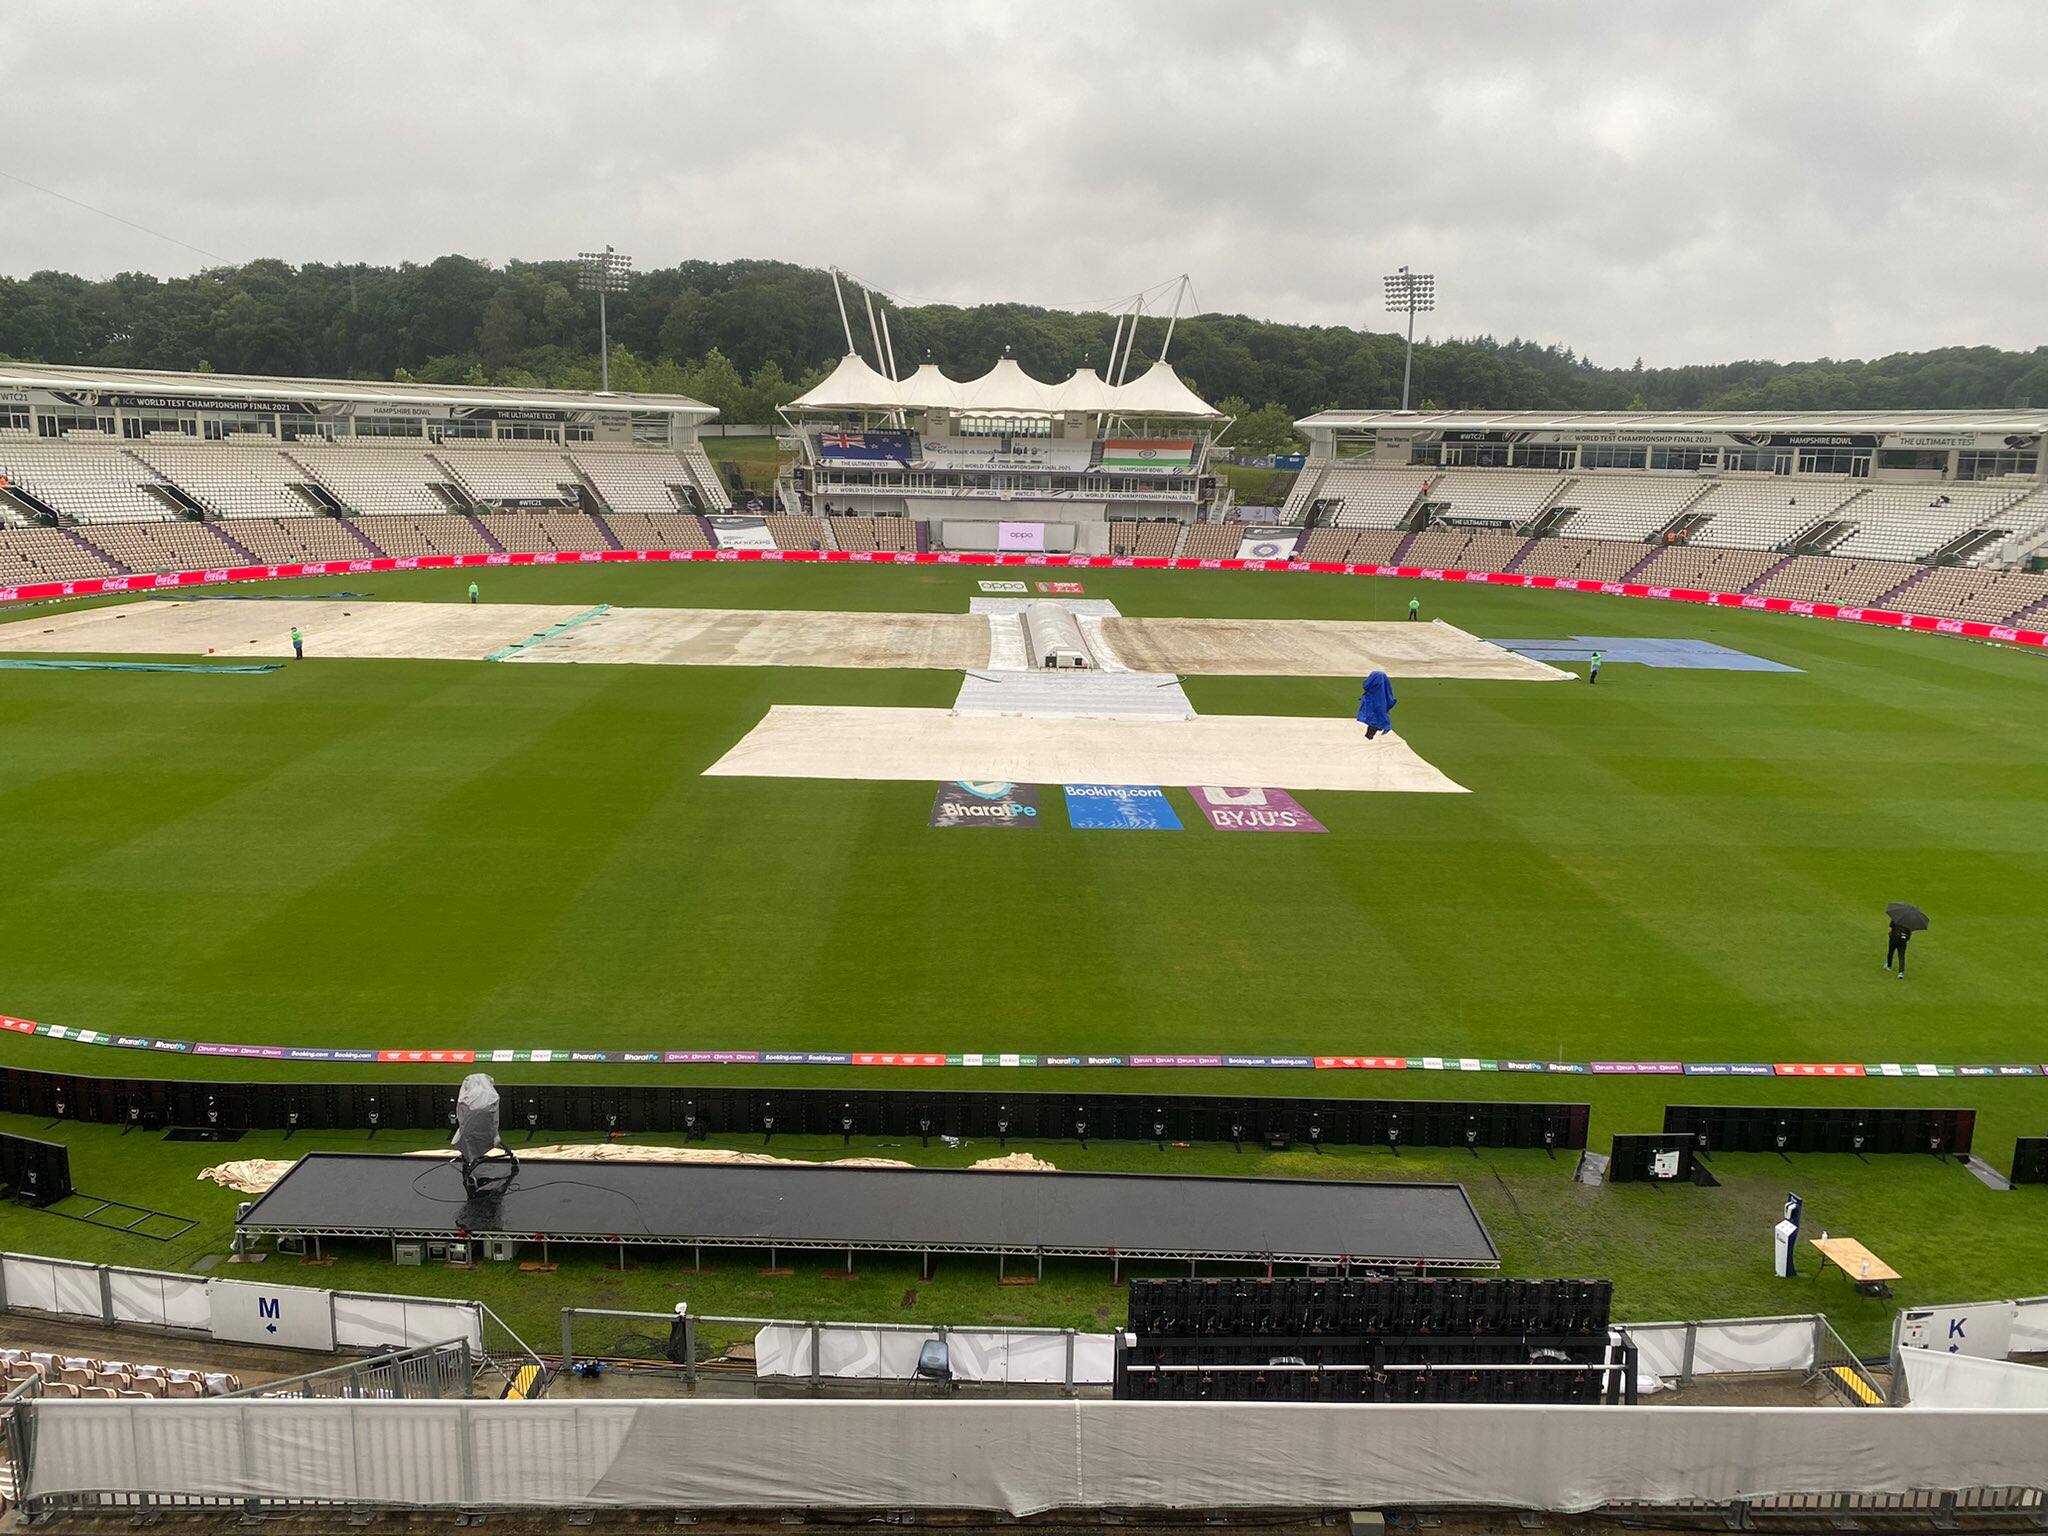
[1,560,2043,1345]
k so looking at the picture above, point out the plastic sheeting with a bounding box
[754,1326,1113,1385]
[1621,1318,1816,1380]
[1903,1349,2048,1409]
[20,1399,2048,1515]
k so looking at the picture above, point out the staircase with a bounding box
[1741,554,1798,594]
[587,512,625,551]
[337,516,387,558]
[1387,528,1423,564]
[1620,546,1664,581]
[1875,566,1935,610]
[462,512,506,553]
[2009,591,2048,629]
[206,521,261,564]
[1503,535,1545,573]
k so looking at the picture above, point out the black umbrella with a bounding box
[1887,903,1930,932]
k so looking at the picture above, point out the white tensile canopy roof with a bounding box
[791,354,1219,418]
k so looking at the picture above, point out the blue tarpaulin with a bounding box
[1356,670,1397,732]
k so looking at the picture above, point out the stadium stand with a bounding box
[1296,527,1409,565]
[827,515,918,552]
[432,445,584,505]
[1688,480,1859,550]
[1401,526,1528,572]
[763,514,830,551]
[1510,536,1650,583]
[680,444,734,511]
[78,519,248,573]
[1109,520,1185,558]
[1313,466,1433,527]
[0,525,122,583]
[1547,475,1705,540]
[2,1349,238,1400]
[1629,543,1785,593]
[133,443,327,521]
[474,509,612,554]
[569,449,705,517]
[1749,554,1924,607]
[1901,565,2048,623]
[225,515,379,565]
[599,510,713,551]
[1426,470,1568,527]
[349,513,494,558]
[1829,483,2027,562]
[289,442,459,518]
[0,441,177,523]
[1177,525,1241,560]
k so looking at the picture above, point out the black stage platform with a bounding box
[234,1154,1500,1270]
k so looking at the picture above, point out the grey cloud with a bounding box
[3,0,2044,365]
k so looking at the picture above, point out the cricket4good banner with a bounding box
[1102,439,1195,473]
[1189,786,1326,833]
[918,437,1094,473]
[815,429,912,466]
[999,521,1047,551]
[930,781,1040,827]
[1063,784,1183,830]
[1235,528,1304,562]
[705,516,776,552]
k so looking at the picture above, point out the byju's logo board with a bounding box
[930,781,1040,827]
[1189,786,1326,833]
[1063,785,1182,830]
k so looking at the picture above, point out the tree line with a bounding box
[5,255,2046,440]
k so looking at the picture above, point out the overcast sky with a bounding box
[4,0,2044,368]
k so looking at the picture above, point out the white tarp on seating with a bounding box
[332,1293,482,1354]
[21,1400,2048,1514]
[1903,1349,2048,1409]
[754,1326,1112,1385]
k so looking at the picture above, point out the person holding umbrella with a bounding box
[1885,903,1928,978]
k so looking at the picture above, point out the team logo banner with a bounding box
[816,429,913,465]
[704,516,775,551]
[1063,784,1183,830]
[1189,786,1326,833]
[1235,528,1304,562]
[1101,439,1194,473]
[930,781,1040,827]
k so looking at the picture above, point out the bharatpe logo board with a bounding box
[930,781,1040,827]
[1063,784,1183,830]
[1189,786,1327,833]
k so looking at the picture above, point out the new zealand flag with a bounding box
[816,430,912,465]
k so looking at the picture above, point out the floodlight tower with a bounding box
[577,245,634,392]
[1383,266,1436,412]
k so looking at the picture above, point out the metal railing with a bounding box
[226,1338,474,1400]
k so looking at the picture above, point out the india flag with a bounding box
[1102,438,1194,472]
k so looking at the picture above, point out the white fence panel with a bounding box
[333,1293,481,1353]
[1688,1318,1815,1375]
[107,1269,209,1331]
[2009,1297,2048,1355]
[49,1261,102,1320]
[1,1255,64,1316]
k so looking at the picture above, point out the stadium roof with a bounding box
[791,353,1220,418]
[0,362,717,419]
[1297,408,2048,433]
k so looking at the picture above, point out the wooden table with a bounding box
[1810,1236,1900,1297]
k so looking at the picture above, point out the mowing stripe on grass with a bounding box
[482,603,611,662]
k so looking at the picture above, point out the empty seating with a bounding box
[1399,527,1526,573]
[1691,481,1861,550]
[1883,565,2048,623]
[290,442,455,518]
[0,526,122,584]
[1548,475,1701,540]
[679,444,734,511]
[1109,520,1183,558]
[763,514,829,551]
[601,510,712,551]
[0,442,177,523]
[1628,544,1784,593]
[1511,536,1648,583]
[1749,555,1924,607]
[77,519,247,574]
[227,516,376,564]
[134,443,322,520]
[474,510,610,554]
[0,1348,238,1400]
[349,513,493,557]
[1279,456,1332,520]
[1313,466,1431,528]
[1830,484,2025,562]
[570,449,704,517]
[826,516,917,553]
[1425,471,1566,527]
[432,445,582,504]
[1177,525,1240,560]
